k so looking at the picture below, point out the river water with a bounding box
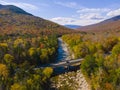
[56,38,70,62]
[53,38,72,74]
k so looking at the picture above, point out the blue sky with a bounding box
[0,0,120,26]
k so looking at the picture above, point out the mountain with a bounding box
[64,25,81,29]
[103,15,120,22]
[77,15,120,32]
[0,4,32,15]
[0,4,76,36]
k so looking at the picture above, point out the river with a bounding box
[56,37,71,62]
[53,37,74,74]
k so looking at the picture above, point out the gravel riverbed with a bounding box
[51,70,90,90]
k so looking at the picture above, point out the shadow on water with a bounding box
[52,65,80,76]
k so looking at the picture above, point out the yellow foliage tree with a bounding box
[11,83,26,90]
[4,54,14,64]
[0,63,9,79]
[43,67,53,78]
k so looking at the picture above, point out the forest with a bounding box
[62,33,120,90]
[0,34,58,90]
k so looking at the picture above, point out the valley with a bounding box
[0,3,120,90]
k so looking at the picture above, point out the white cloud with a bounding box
[107,8,120,17]
[77,8,110,13]
[50,7,111,25]
[55,1,81,9]
[50,7,120,26]
[50,17,103,26]
[77,8,110,20]
[50,17,75,24]
[55,2,76,7]
[50,7,110,25]
[0,0,38,10]
[79,13,104,20]
[72,19,103,26]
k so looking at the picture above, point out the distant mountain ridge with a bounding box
[64,25,81,29]
[103,15,120,22]
[78,15,120,32]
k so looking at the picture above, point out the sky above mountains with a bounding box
[0,0,120,26]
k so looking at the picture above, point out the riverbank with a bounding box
[50,38,90,90]
[51,70,90,90]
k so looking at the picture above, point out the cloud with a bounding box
[50,17,103,26]
[50,7,111,25]
[52,3,110,25]
[0,0,38,11]
[50,8,110,26]
[77,8,110,20]
[55,2,77,8]
[79,13,104,20]
[55,1,81,9]
[50,17,75,24]
[107,8,120,17]
[77,8,110,13]
[51,7,120,25]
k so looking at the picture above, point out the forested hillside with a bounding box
[0,4,77,37]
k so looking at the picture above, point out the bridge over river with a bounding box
[40,58,84,68]
[38,38,84,74]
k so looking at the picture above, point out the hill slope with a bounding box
[0,4,74,36]
[77,15,120,33]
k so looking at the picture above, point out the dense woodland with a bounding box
[0,34,58,90]
[62,33,120,90]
